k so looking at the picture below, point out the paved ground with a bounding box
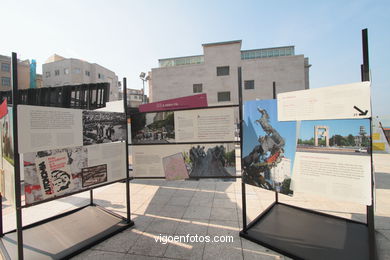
[1,154,389,259]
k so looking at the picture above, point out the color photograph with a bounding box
[297,119,371,156]
[242,99,296,195]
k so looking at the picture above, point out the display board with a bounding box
[132,143,236,179]
[0,105,15,205]
[277,81,371,121]
[17,105,127,206]
[292,118,372,205]
[372,117,390,153]
[131,107,235,144]
[242,100,296,195]
[242,84,373,205]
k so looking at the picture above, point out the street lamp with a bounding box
[139,72,150,104]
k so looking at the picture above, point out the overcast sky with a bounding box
[1,0,389,116]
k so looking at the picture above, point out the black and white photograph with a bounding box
[131,111,175,144]
[183,144,236,177]
[81,164,108,187]
[83,111,126,145]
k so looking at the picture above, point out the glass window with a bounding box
[193,83,203,93]
[217,66,229,76]
[1,77,11,86]
[244,80,255,90]
[218,91,231,102]
[55,69,60,76]
[45,71,51,78]
[1,63,10,72]
[64,68,69,75]
[73,68,81,74]
[85,70,90,76]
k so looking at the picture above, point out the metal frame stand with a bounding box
[239,29,377,260]
[0,55,134,259]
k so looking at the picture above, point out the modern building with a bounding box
[42,54,119,101]
[1,54,33,91]
[149,40,310,106]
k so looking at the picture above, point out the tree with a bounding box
[347,134,356,146]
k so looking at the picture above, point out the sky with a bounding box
[1,0,389,116]
[298,119,371,141]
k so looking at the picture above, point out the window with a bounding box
[217,66,229,76]
[193,83,203,93]
[64,68,69,75]
[55,70,60,76]
[45,71,51,78]
[244,80,254,89]
[1,63,10,72]
[73,68,81,74]
[85,70,90,76]
[98,73,105,80]
[1,77,11,86]
[218,91,231,102]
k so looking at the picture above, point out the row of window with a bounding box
[1,63,10,72]
[45,69,102,79]
[1,77,11,86]
[192,80,254,95]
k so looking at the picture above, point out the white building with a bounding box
[150,40,310,106]
[43,54,119,101]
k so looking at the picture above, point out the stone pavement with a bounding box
[1,154,389,259]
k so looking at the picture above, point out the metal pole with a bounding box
[123,78,131,223]
[238,67,247,231]
[273,81,279,203]
[142,79,145,104]
[86,87,94,206]
[361,28,377,260]
[12,52,24,260]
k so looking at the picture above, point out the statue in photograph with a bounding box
[243,107,285,189]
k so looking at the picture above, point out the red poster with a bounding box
[139,94,208,112]
[0,99,8,119]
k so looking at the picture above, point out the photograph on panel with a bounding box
[82,111,126,145]
[131,111,175,144]
[297,119,371,155]
[184,143,236,178]
[23,146,88,205]
[242,99,296,196]
[81,164,108,187]
[162,153,189,180]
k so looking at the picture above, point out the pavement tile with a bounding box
[175,219,209,236]
[184,206,212,220]
[128,232,169,257]
[71,250,127,260]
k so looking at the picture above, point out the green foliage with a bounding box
[223,150,235,166]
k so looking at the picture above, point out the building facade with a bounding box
[42,54,119,101]
[0,54,32,91]
[127,88,146,108]
[150,40,310,106]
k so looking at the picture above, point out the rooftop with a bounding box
[158,42,295,68]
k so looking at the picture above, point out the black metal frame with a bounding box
[239,29,377,260]
[0,58,134,259]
